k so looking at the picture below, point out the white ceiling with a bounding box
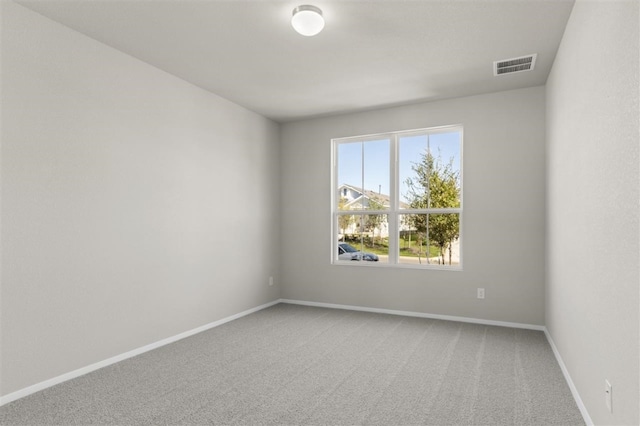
[17,0,575,123]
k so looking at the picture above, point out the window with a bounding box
[332,125,462,268]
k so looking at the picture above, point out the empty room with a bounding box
[1,0,638,425]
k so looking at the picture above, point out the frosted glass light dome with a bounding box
[291,5,324,36]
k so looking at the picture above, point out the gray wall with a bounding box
[545,0,639,424]
[280,86,547,326]
[1,1,280,396]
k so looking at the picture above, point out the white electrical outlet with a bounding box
[605,380,612,412]
[477,288,485,299]
[269,276,274,286]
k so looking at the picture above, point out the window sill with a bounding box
[332,261,462,271]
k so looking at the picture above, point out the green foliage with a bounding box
[404,150,460,264]
[364,197,385,245]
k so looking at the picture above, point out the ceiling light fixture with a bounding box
[291,5,324,36]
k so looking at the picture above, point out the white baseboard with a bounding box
[543,328,593,426]
[0,299,280,407]
[280,298,545,331]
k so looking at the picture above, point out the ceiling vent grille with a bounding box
[494,54,537,76]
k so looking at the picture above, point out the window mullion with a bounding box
[360,142,365,251]
[388,135,398,264]
[331,142,338,262]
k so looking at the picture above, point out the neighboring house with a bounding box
[338,184,391,210]
[337,184,411,238]
[338,184,390,238]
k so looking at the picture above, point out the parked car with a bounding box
[338,243,379,262]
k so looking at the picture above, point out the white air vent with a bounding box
[493,54,537,76]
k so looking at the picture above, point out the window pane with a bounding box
[427,213,460,265]
[399,134,428,209]
[429,132,461,180]
[337,214,388,263]
[337,139,390,212]
[336,212,357,240]
[428,132,461,208]
[363,139,389,210]
[399,131,461,209]
[399,214,431,264]
[399,213,460,266]
[337,142,362,211]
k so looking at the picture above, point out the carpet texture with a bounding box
[0,303,584,425]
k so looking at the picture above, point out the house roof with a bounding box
[339,184,410,209]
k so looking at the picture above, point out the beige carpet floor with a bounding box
[0,303,585,425]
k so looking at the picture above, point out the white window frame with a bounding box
[331,125,463,269]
